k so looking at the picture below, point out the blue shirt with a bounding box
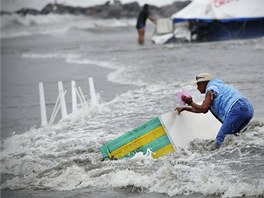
[206,79,242,122]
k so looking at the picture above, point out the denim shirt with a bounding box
[206,79,242,122]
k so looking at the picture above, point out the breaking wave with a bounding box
[1,14,135,39]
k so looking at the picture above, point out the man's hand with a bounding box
[175,107,185,114]
[181,95,193,105]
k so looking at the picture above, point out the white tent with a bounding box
[152,0,264,43]
[172,0,264,21]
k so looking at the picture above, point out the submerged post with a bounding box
[49,89,67,125]
[49,93,61,125]
[71,80,77,113]
[39,82,48,126]
[58,81,67,118]
[89,77,98,106]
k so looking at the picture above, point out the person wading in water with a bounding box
[136,4,156,45]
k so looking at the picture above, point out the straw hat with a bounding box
[195,72,213,84]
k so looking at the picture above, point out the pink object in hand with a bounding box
[175,90,190,106]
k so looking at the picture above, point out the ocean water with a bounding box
[1,12,264,198]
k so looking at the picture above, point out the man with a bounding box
[136,4,156,45]
[176,73,254,149]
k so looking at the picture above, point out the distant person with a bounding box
[136,4,156,45]
[176,73,254,149]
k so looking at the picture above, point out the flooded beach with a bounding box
[1,12,264,198]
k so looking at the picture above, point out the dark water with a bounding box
[1,15,264,198]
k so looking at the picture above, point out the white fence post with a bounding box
[58,81,67,118]
[89,77,98,106]
[39,82,48,126]
[71,80,77,113]
[39,78,99,126]
[49,89,67,125]
[78,86,87,105]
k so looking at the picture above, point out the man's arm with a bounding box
[176,91,213,114]
[148,16,156,24]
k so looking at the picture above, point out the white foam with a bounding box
[1,14,74,38]
[21,52,81,59]
[1,14,136,39]
[21,51,140,86]
[64,54,147,86]
[1,99,264,197]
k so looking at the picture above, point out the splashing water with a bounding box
[1,85,264,197]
